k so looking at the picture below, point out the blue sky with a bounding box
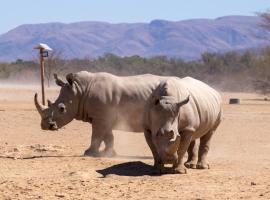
[1,0,269,34]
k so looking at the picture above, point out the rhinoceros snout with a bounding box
[49,122,58,130]
[41,121,58,131]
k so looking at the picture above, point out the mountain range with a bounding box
[0,15,270,62]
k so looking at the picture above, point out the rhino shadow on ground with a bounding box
[96,161,158,177]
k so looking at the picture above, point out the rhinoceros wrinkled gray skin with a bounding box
[143,77,222,174]
[35,71,169,157]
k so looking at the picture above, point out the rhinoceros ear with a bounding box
[66,73,74,86]
[176,95,190,109]
[54,74,65,87]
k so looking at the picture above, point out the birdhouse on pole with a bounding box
[34,43,53,105]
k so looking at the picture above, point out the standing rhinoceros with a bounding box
[34,71,168,157]
[143,77,222,174]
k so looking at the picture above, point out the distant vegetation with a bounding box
[0,47,270,95]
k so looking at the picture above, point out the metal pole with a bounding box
[40,49,46,105]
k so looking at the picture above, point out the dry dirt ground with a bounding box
[0,86,269,200]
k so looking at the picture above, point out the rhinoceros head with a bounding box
[147,81,190,163]
[34,73,80,130]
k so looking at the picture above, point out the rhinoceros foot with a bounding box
[172,166,187,174]
[196,162,210,169]
[83,149,100,157]
[184,161,197,169]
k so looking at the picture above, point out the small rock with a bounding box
[55,193,65,198]
[69,172,76,176]
[67,186,74,190]
[251,182,256,186]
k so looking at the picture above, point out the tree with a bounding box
[255,11,270,96]
[201,52,223,75]
[253,77,270,97]
[258,11,270,30]
[44,50,63,87]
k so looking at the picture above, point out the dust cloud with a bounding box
[0,81,60,103]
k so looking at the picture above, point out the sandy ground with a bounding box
[0,87,270,200]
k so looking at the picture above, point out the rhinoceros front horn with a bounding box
[34,93,47,116]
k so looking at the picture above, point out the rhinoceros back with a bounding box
[73,71,167,132]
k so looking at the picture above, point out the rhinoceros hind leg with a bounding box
[102,131,117,157]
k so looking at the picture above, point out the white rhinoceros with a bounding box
[34,71,168,157]
[143,77,222,174]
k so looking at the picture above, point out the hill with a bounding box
[0,15,270,61]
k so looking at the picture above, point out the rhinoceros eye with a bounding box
[154,99,159,105]
[58,103,66,113]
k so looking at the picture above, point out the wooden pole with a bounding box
[40,49,46,106]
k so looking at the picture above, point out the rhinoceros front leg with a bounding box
[84,127,103,157]
[84,120,116,157]
[185,140,198,169]
[197,130,214,169]
[144,129,160,169]
[172,132,193,174]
